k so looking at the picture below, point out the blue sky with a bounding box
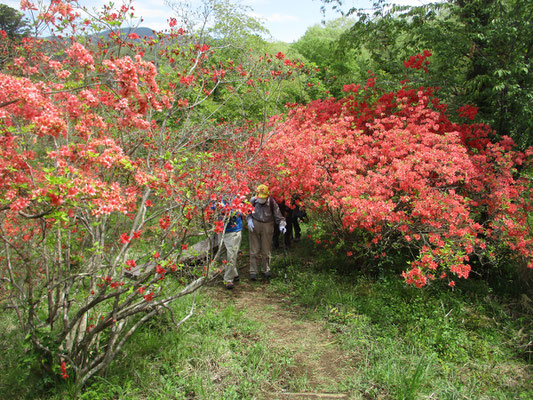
[3,0,436,43]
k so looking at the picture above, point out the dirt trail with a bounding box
[221,278,355,400]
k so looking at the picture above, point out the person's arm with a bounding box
[271,198,287,231]
[246,198,256,231]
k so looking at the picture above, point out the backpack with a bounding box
[251,196,275,215]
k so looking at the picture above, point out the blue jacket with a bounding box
[225,212,243,233]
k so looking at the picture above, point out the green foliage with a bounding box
[195,42,319,128]
[0,4,30,37]
[270,235,532,398]
[0,289,297,399]
[2,239,532,399]
[317,0,533,149]
[452,0,533,149]
[166,0,268,46]
[292,18,360,97]
[0,313,27,398]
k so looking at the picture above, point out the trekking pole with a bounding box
[281,230,288,283]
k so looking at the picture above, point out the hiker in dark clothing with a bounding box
[273,198,293,249]
[290,194,307,242]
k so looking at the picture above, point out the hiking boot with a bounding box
[233,275,240,282]
[263,271,271,280]
[249,273,257,281]
[225,282,234,290]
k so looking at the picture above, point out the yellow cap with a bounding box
[256,184,269,199]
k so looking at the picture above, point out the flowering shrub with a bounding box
[0,0,312,387]
[256,66,532,287]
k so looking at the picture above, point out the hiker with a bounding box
[213,201,243,290]
[272,197,293,249]
[290,194,307,242]
[247,184,286,280]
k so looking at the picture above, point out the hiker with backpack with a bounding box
[247,184,286,281]
[272,193,307,248]
[212,200,244,290]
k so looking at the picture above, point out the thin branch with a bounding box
[18,208,53,219]
[166,291,197,329]
[0,99,20,108]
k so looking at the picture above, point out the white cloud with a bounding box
[393,0,437,5]
[266,13,299,23]
[249,11,299,24]
[132,1,174,29]
[2,0,20,8]
[240,0,270,5]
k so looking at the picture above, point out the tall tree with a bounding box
[292,18,358,96]
[453,0,533,149]
[320,0,533,149]
[0,4,29,37]
[163,0,317,132]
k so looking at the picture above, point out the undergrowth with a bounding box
[1,231,531,399]
[269,234,533,399]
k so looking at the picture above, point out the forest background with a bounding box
[0,0,531,398]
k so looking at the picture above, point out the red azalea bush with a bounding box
[0,0,313,387]
[255,73,532,287]
[0,49,248,387]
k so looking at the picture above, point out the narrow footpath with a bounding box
[217,276,357,400]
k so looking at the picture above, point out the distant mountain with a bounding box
[95,27,157,41]
[45,27,158,42]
